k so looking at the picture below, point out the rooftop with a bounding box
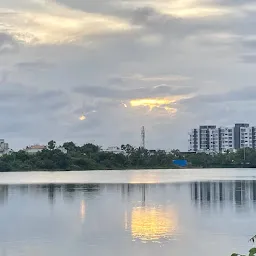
[26,145,46,150]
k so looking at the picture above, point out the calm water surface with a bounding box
[1,169,256,256]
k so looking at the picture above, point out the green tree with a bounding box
[63,142,77,152]
[48,140,56,150]
[231,236,256,256]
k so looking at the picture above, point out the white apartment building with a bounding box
[219,127,234,152]
[102,146,126,155]
[189,126,220,153]
[24,145,68,154]
[188,123,256,153]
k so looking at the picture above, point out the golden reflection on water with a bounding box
[131,206,177,241]
[80,200,86,223]
[130,173,159,184]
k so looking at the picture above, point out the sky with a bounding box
[1,0,256,151]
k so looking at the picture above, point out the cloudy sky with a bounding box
[1,0,256,150]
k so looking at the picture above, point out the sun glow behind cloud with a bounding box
[0,0,135,45]
[129,98,180,114]
[79,114,86,121]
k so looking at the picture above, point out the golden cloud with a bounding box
[0,1,135,45]
[129,97,182,114]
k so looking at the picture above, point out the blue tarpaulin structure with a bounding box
[173,159,187,167]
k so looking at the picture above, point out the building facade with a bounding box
[188,123,256,153]
[25,145,46,154]
[0,139,9,156]
[102,146,126,155]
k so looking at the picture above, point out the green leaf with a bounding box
[231,253,240,256]
[249,248,256,256]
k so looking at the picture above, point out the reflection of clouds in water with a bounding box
[131,206,178,242]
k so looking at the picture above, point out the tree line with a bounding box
[0,141,256,171]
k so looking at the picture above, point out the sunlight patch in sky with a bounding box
[79,114,86,121]
[130,98,179,114]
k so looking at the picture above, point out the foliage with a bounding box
[48,140,56,150]
[0,143,256,171]
[231,236,256,256]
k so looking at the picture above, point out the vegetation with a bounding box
[231,236,256,256]
[1,141,256,171]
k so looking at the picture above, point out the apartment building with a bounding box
[0,139,9,156]
[188,123,256,153]
[188,126,219,153]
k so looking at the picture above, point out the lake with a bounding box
[1,169,256,256]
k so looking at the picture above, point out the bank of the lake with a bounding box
[1,142,256,172]
[1,168,256,185]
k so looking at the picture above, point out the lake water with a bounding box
[1,169,256,256]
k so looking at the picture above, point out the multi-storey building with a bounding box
[188,123,256,153]
[0,139,9,156]
[219,126,234,152]
[188,125,219,153]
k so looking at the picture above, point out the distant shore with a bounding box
[1,141,255,172]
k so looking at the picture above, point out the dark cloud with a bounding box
[0,33,18,54]
[242,40,256,49]
[15,61,54,71]
[128,7,227,38]
[240,54,256,63]
[0,81,68,114]
[179,87,256,110]
[74,83,194,100]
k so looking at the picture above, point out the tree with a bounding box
[231,236,256,256]
[48,140,56,150]
[80,143,100,154]
[63,142,77,152]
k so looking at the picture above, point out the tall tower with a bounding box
[141,126,145,149]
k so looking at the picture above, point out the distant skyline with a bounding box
[0,0,256,151]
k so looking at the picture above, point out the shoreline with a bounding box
[0,168,256,185]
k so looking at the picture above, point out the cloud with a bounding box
[15,60,54,71]
[0,1,136,45]
[240,54,256,63]
[0,33,18,54]
[110,74,191,83]
[1,0,256,151]
[58,0,238,19]
[178,86,256,113]
[74,83,194,100]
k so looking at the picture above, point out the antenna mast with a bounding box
[141,126,145,149]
